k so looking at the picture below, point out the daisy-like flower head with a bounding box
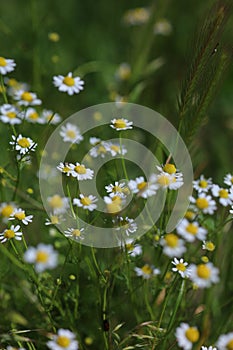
[189,262,219,288]
[10,134,37,155]
[47,328,79,350]
[160,233,186,257]
[184,209,196,221]
[224,173,233,187]
[89,141,110,158]
[45,214,64,226]
[104,195,123,214]
[57,162,73,176]
[128,176,158,198]
[115,63,131,81]
[69,162,94,180]
[202,241,215,252]
[0,225,22,243]
[47,195,70,215]
[124,239,142,257]
[216,332,233,350]
[9,208,33,225]
[193,175,212,193]
[0,104,21,125]
[176,218,207,242]
[230,205,233,215]
[14,89,41,106]
[0,202,17,220]
[24,243,58,273]
[152,166,184,190]
[135,264,160,279]
[175,323,200,350]
[190,194,217,215]
[41,109,61,124]
[211,184,233,207]
[64,227,84,241]
[73,194,98,211]
[107,142,127,156]
[89,137,101,146]
[7,347,26,350]
[172,258,190,278]
[53,72,84,95]
[123,7,150,26]
[25,107,43,124]
[0,56,16,75]
[114,216,137,236]
[105,181,128,198]
[60,123,83,144]
[110,117,133,131]
[201,346,217,350]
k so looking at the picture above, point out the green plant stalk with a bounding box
[0,74,8,103]
[119,132,128,180]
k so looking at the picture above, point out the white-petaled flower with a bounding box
[153,164,184,190]
[45,214,64,226]
[123,7,150,26]
[193,175,212,193]
[190,194,217,215]
[69,162,94,180]
[216,332,233,350]
[47,328,79,350]
[89,137,101,145]
[230,205,233,215]
[0,104,21,124]
[104,195,123,214]
[114,216,138,236]
[110,117,133,131]
[175,323,200,350]
[41,109,61,124]
[202,241,215,252]
[25,107,43,124]
[154,18,172,36]
[89,141,110,158]
[124,239,142,257]
[160,233,186,257]
[107,142,127,156]
[0,202,17,220]
[73,194,98,211]
[64,227,84,241]
[176,218,207,242]
[105,181,129,198]
[189,262,219,288]
[201,346,217,350]
[0,225,22,243]
[47,195,70,215]
[224,173,233,187]
[14,89,41,106]
[115,62,131,81]
[57,162,73,176]
[9,208,33,225]
[128,176,158,198]
[60,123,83,144]
[0,56,16,75]
[24,243,58,273]
[53,72,84,95]
[135,264,160,279]
[172,258,190,278]
[211,184,233,206]
[10,134,37,155]
[7,346,26,350]
[5,77,29,97]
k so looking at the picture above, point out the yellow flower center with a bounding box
[81,197,92,206]
[36,251,49,263]
[6,111,16,119]
[74,165,86,174]
[51,215,59,224]
[49,195,63,208]
[137,181,147,191]
[226,339,233,350]
[185,327,199,343]
[126,243,134,251]
[29,111,39,120]
[185,210,195,220]
[163,163,176,174]
[56,335,71,347]
[0,57,7,67]
[98,145,107,154]
[21,92,33,102]
[112,185,123,193]
[141,264,152,275]
[1,205,14,217]
[199,180,208,188]
[196,198,209,209]
[14,211,26,220]
[114,119,127,129]
[17,138,30,148]
[219,189,228,198]
[157,174,170,186]
[4,229,15,239]
[63,76,75,86]
[7,78,18,87]
[196,264,211,279]
[164,233,179,247]
[176,263,186,272]
[186,223,198,235]
[66,130,76,139]
[205,241,215,251]
[111,145,120,153]
[72,229,81,237]
[62,166,71,173]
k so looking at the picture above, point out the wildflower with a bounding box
[41,109,61,124]
[128,176,158,198]
[104,195,123,214]
[193,175,212,193]
[224,173,233,187]
[24,243,58,273]
[154,18,172,36]
[0,104,21,124]
[135,264,160,279]
[57,162,73,176]
[14,89,41,106]
[114,216,138,235]
[47,328,79,350]
[216,332,233,350]
[190,194,217,215]
[73,194,98,211]
[201,346,217,350]
[47,195,69,215]
[9,208,33,225]
[202,241,215,252]
[0,56,16,75]
[211,184,233,206]
[69,162,94,180]
[124,239,142,257]
[53,72,84,95]
[115,63,131,81]
[25,107,43,123]
[172,258,190,278]
[123,7,150,26]
[188,262,219,288]
[175,323,200,350]
[7,347,26,350]
[0,225,22,243]
[160,233,186,257]
[89,141,110,158]
[110,118,133,131]
[64,227,84,241]
[0,202,17,219]
[10,134,37,155]
[184,210,196,221]
[154,164,184,190]
[176,218,207,242]
[48,32,60,42]
[60,123,83,144]
[105,181,128,198]
[45,214,64,226]
[107,142,127,156]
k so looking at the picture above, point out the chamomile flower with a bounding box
[230,205,233,215]
[110,118,133,131]
[14,89,41,106]
[9,208,33,225]
[24,243,58,273]
[25,107,43,123]
[224,173,233,187]
[128,176,158,198]
[69,162,94,180]
[64,227,84,241]
[216,332,233,350]
[73,194,98,211]
[10,134,37,155]
[123,7,150,26]
[160,233,186,257]
[0,104,21,124]
[0,56,16,75]
[188,262,219,288]
[89,141,110,158]
[105,181,128,198]
[124,239,142,257]
[211,185,233,206]
[202,241,215,252]
[190,194,217,215]
[176,218,207,242]
[60,123,83,144]
[154,164,184,190]
[47,195,70,214]
[0,225,22,243]
[45,214,64,226]
[41,109,61,124]
[114,216,138,235]
[53,72,84,95]
[115,63,131,81]
[7,347,26,350]
[47,328,79,350]
[193,175,212,193]
[108,142,127,156]
[0,202,17,220]
[172,258,190,278]
[57,162,73,176]
[175,323,200,350]
[201,346,217,350]
[135,264,160,279]
[104,195,123,214]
